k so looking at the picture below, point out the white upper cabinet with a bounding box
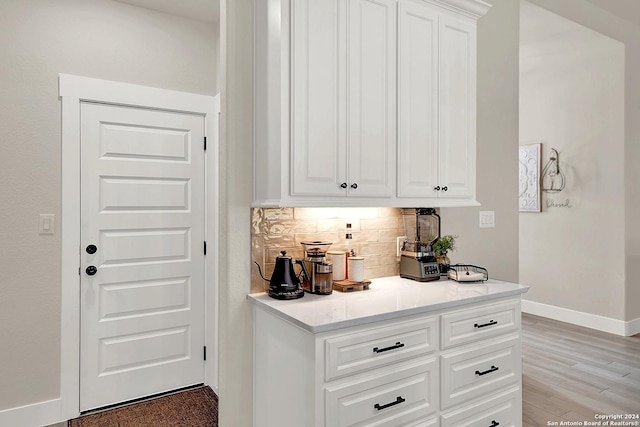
[290,0,344,197]
[397,1,479,202]
[397,1,439,198]
[438,14,477,200]
[346,0,397,198]
[254,0,490,207]
[291,0,396,199]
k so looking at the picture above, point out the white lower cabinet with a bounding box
[326,357,438,427]
[440,387,521,427]
[253,297,523,427]
[325,317,437,381]
[440,334,521,409]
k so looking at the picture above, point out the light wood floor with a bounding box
[522,313,640,426]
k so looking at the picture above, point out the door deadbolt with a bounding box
[85,266,98,276]
[86,244,97,254]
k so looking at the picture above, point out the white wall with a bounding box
[0,0,217,413]
[524,0,640,325]
[441,0,520,283]
[519,1,625,320]
[217,0,255,426]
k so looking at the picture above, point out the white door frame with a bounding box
[59,74,219,420]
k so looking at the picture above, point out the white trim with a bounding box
[626,317,640,336]
[522,299,640,337]
[0,398,62,427]
[59,74,219,421]
[59,74,216,114]
[205,95,221,393]
[60,82,82,421]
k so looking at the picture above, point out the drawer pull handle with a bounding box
[474,320,498,328]
[373,341,404,354]
[489,421,500,427]
[374,396,406,411]
[475,365,499,376]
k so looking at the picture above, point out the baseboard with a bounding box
[0,398,62,427]
[627,317,640,336]
[522,299,640,336]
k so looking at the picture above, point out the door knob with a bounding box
[85,266,98,276]
[86,244,97,254]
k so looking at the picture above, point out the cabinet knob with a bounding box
[489,421,500,427]
[350,183,358,189]
[442,186,448,191]
[85,266,98,276]
[434,186,441,191]
[340,182,348,189]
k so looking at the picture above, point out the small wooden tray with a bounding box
[333,279,371,292]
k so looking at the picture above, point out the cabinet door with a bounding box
[441,335,521,410]
[291,0,347,196]
[438,15,476,199]
[347,0,396,197]
[441,387,521,427]
[325,357,438,427]
[397,0,439,198]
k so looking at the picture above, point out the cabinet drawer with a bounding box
[441,335,521,409]
[441,387,521,427]
[325,316,437,381]
[326,357,438,427]
[440,300,520,349]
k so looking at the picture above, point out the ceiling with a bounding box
[583,0,640,28]
[112,0,638,30]
[113,0,220,25]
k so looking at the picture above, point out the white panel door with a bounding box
[347,0,396,197]
[397,0,439,198]
[80,102,205,411]
[438,15,476,199]
[291,0,347,197]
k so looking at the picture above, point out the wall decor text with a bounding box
[546,198,572,209]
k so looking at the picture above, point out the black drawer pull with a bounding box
[474,320,498,328]
[475,365,499,376]
[374,396,405,411]
[373,341,404,353]
[489,420,500,427]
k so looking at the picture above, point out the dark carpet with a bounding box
[68,386,218,427]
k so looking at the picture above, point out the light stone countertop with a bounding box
[247,276,529,333]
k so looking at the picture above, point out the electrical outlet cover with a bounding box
[397,236,407,256]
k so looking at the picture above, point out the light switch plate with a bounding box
[39,214,55,235]
[479,211,495,228]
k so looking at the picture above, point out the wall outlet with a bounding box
[397,236,407,256]
[479,211,495,228]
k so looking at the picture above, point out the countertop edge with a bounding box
[247,279,529,333]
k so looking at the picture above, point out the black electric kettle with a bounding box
[255,251,305,300]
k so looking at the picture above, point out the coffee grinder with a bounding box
[400,208,441,282]
[297,241,334,295]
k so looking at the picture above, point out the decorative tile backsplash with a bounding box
[251,208,406,293]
